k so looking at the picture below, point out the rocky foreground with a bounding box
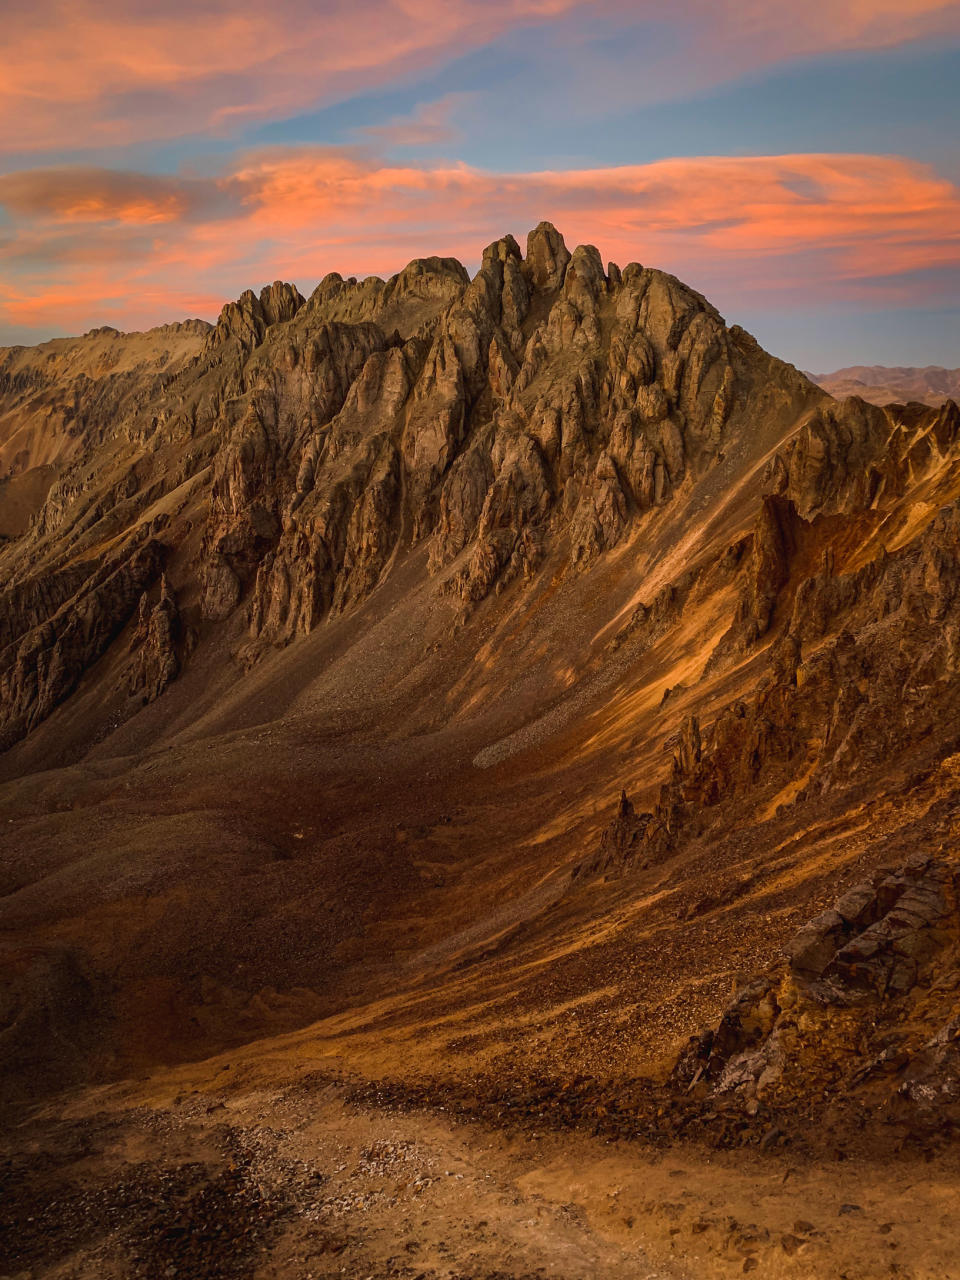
[1,224,959,1277]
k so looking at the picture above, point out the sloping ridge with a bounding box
[0,225,958,1157]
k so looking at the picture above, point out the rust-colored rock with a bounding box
[2,227,960,1208]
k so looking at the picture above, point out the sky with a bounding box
[1,0,959,370]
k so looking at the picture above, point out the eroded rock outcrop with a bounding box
[199,221,805,643]
[0,540,164,748]
[671,854,960,1116]
[579,487,960,882]
[126,574,182,705]
[734,495,804,644]
[767,396,960,517]
[205,281,305,355]
[572,790,656,878]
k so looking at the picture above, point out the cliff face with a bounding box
[0,223,824,750]
[1,224,959,1136]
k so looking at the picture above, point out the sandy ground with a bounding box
[6,1057,959,1280]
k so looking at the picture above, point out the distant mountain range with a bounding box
[809,364,960,407]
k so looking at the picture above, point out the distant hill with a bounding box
[810,364,960,407]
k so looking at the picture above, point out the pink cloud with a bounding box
[2,149,958,337]
[3,1,960,154]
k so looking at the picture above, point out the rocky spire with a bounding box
[523,221,571,290]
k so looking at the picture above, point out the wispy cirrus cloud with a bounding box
[3,0,959,154]
[2,148,958,337]
[357,95,473,148]
[0,0,580,153]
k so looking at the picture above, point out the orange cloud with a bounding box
[2,150,959,338]
[0,169,214,224]
[3,1,960,153]
[0,0,580,152]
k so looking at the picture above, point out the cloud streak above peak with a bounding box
[2,148,958,341]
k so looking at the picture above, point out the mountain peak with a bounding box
[524,219,571,289]
[2,232,959,1216]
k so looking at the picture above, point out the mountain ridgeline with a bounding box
[1,224,959,1150]
[0,223,821,749]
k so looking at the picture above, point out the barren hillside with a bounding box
[2,225,959,1279]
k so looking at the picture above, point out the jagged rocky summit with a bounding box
[0,222,825,748]
[2,222,959,1135]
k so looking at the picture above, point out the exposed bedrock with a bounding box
[671,853,960,1121]
[0,220,957,808]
